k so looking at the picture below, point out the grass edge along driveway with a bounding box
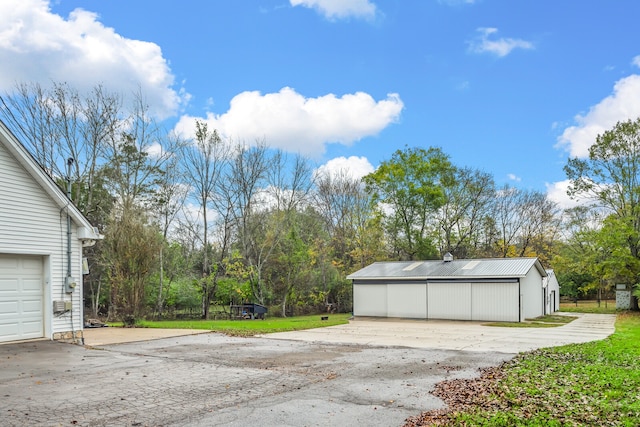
[405,312,640,426]
[134,313,352,336]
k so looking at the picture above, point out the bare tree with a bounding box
[225,142,271,304]
[435,167,495,258]
[0,82,120,219]
[490,185,559,262]
[517,190,561,264]
[314,168,383,270]
[0,82,59,174]
[153,141,188,317]
[180,120,229,319]
[492,185,528,257]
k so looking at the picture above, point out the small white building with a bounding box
[544,269,560,314]
[347,257,549,322]
[0,120,101,344]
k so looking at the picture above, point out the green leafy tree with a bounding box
[363,147,453,260]
[565,117,640,308]
[102,207,162,322]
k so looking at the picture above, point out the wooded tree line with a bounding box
[2,82,638,320]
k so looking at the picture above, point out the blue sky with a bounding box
[2,1,640,208]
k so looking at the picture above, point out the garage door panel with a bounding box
[0,300,19,316]
[428,283,471,320]
[0,323,19,340]
[23,279,42,292]
[23,299,43,314]
[21,319,43,335]
[0,279,19,293]
[387,284,426,318]
[0,257,19,269]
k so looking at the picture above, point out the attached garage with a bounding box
[348,257,548,322]
[0,120,101,343]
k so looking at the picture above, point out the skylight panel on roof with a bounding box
[402,262,423,271]
[462,260,480,270]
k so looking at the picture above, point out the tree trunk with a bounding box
[281,292,288,318]
[156,245,164,318]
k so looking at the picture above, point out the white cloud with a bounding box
[633,55,640,68]
[315,156,375,181]
[174,87,403,158]
[507,173,521,182]
[290,0,377,21]
[468,28,534,57]
[0,0,187,118]
[556,74,640,157]
[545,180,586,210]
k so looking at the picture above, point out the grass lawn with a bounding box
[132,313,352,336]
[415,312,640,426]
[483,314,578,328]
[560,299,618,314]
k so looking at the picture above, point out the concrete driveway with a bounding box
[0,313,615,427]
[264,312,616,353]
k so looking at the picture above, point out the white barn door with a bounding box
[471,282,519,322]
[427,282,472,320]
[387,283,427,319]
[353,284,387,317]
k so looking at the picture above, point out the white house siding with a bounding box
[520,268,544,320]
[353,284,387,317]
[427,282,472,320]
[386,283,427,319]
[470,282,519,322]
[0,141,83,341]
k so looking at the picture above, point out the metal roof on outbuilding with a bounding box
[346,257,546,281]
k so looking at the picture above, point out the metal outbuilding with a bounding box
[347,257,548,322]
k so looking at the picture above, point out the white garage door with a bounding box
[0,254,44,343]
[427,282,472,320]
[353,284,387,317]
[471,282,519,322]
[387,283,427,318]
[426,281,519,322]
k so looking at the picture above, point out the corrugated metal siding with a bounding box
[427,282,472,320]
[471,282,519,322]
[521,267,544,319]
[387,283,427,319]
[353,284,387,317]
[0,140,83,338]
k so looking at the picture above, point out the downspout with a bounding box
[66,158,80,343]
[66,158,73,284]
